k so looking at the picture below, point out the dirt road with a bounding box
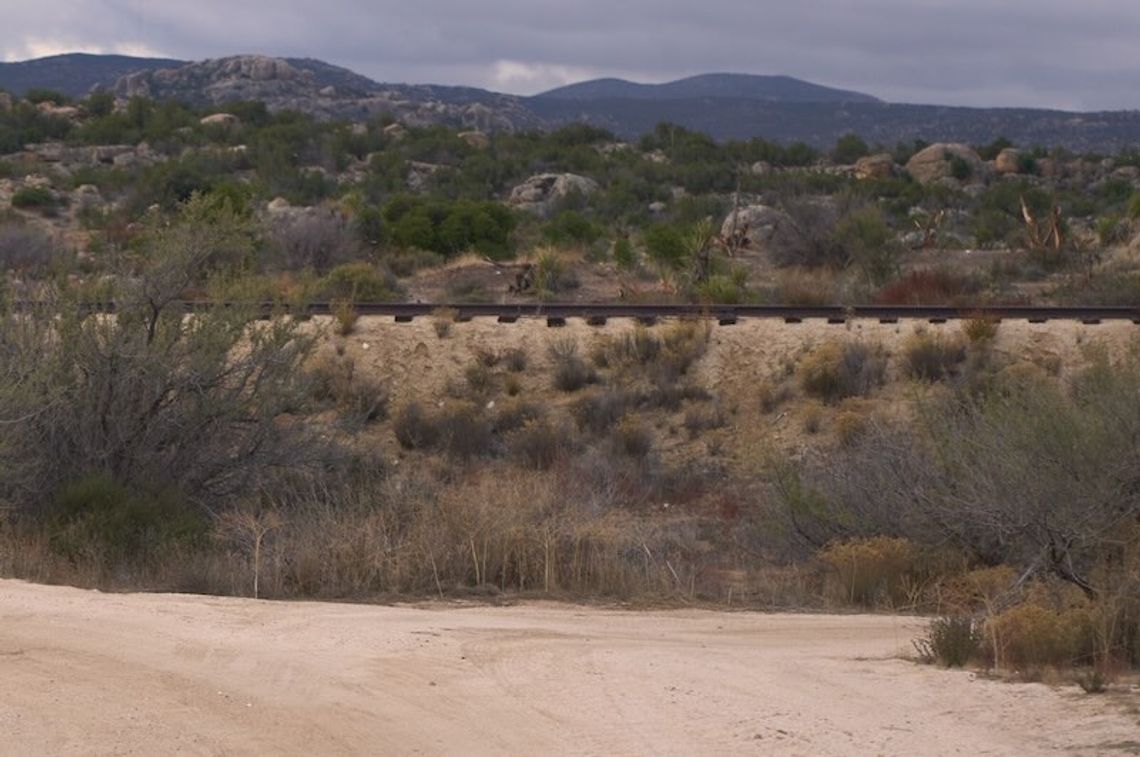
[0,580,1134,755]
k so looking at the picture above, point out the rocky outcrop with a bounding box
[905,143,986,185]
[200,113,241,127]
[854,153,895,180]
[111,56,543,132]
[720,205,793,251]
[994,148,1024,175]
[457,131,490,149]
[0,92,12,112]
[507,173,599,217]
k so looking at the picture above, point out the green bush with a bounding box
[11,186,55,210]
[321,262,398,302]
[49,475,206,564]
[612,238,636,269]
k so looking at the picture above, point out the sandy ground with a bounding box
[1,581,1136,756]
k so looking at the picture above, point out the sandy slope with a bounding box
[0,581,1136,755]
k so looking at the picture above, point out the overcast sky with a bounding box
[4,0,1139,110]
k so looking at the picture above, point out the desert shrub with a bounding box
[436,404,493,460]
[264,210,361,273]
[306,354,388,427]
[612,237,636,269]
[913,616,983,667]
[432,306,458,337]
[831,206,899,285]
[472,347,501,368]
[834,409,869,447]
[986,603,1094,670]
[798,342,887,403]
[1095,214,1130,246]
[801,403,824,434]
[0,223,64,275]
[549,338,596,392]
[492,400,543,434]
[11,186,55,210]
[642,320,711,388]
[501,347,528,372]
[818,536,920,607]
[757,379,794,414]
[612,417,653,459]
[770,270,836,305]
[393,402,440,449]
[0,196,320,516]
[875,269,976,305]
[901,331,967,382]
[463,361,496,397]
[598,326,662,368]
[532,248,578,295]
[683,404,727,437]
[572,388,632,433]
[331,298,358,336]
[645,381,710,412]
[697,274,748,304]
[962,315,1000,344]
[386,249,445,277]
[321,262,398,302]
[931,565,1019,615]
[511,419,571,470]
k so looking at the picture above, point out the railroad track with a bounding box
[17,301,1140,325]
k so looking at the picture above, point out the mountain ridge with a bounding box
[535,73,881,104]
[2,53,1139,152]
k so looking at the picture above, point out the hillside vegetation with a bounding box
[0,86,1138,688]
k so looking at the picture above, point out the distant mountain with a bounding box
[0,53,184,97]
[526,97,1140,151]
[536,73,881,104]
[3,53,1139,152]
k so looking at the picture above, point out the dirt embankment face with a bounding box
[0,580,1135,756]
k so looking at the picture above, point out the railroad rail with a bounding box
[13,301,1140,325]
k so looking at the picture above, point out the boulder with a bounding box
[648,201,667,215]
[720,205,792,251]
[854,153,895,180]
[267,197,292,214]
[383,123,408,141]
[994,148,1024,175]
[1035,158,1063,179]
[750,161,773,176]
[200,113,241,127]
[457,130,490,149]
[507,173,599,217]
[1112,166,1140,182]
[905,143,986,185]
[72,184,103,211]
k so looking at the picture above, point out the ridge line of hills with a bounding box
[1,53,1138,151]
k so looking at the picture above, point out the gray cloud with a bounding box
[4,0,1140,110]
